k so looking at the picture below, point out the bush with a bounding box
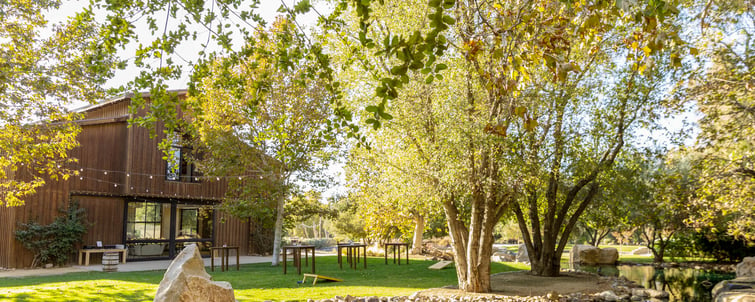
[301,238,335,249]
[691,228,755,262]
[14,200,87,268]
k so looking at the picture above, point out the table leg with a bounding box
[211,249,215,272]
[236,247,240,271]
[363,246,367,268]
[85,252,90,266]
[78,251,83,266]
[338,246,343,269]
[394,245,397,264]
[352,247,357,269]
[398,245,401,265]
[304,248,309,266]
[223,248,228,272]
[296,248,302,275]
[384,245,388,264]
[283,248,288,274]
[311,248,316,273]
[406,244,409,264]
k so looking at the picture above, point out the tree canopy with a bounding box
[0,0,119,206]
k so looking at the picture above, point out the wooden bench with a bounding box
[78,248,128,266]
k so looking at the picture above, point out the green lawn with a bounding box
[0,256,529,302]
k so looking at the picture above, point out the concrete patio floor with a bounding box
[0,255,273,278]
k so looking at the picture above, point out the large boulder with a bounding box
[712,278,755,302]
[631,247,651,255]
[570,245,619,265]
[154,244,235,302]
[737,257,755,278]
[491,250,516,262]
[598,248,619,264]
[711,257,755,302]
[516,244,529,263]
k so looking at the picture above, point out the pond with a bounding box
[573,264,735,301]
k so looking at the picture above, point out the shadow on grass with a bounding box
[212,256,526,290]
[0,256,529,302]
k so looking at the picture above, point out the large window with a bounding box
[125,199,214,260]
[126,202,163,240]
[177,205,213,240]
[166,133,199,182]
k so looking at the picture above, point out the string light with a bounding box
[69,167,270,181]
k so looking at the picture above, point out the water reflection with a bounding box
[572,264,734,301]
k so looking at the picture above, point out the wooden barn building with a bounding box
[0,90,252,268]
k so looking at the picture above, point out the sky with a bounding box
[54,0,328,90]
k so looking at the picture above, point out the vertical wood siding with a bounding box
[0,206,16,268]
[77,196,125,246]
[215,211,250,255]
[0,94,249,268]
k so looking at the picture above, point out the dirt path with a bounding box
[418,271,613,298]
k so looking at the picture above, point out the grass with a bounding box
[0,256,530,302]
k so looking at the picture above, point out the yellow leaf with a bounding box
[642,45,652,56]
[514,106,527,118]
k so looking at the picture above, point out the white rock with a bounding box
[645,289,669,298]
[737,257,755,278]
[630,247,651,255]
[570,245,618,265]
[153,244,235,302]
[598,291,620,301]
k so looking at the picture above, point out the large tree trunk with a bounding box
[411,214,425,254]
[271,197,285,266]
[443,190,507,293]
[530,249,561,276]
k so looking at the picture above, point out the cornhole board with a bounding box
[302,273,343,285]
[428,260,453,270]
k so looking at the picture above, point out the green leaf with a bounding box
[366,105,378,113]
[390,65,407,75]
[434,63,448,72]
[514,106,527,118]
[379,111,393,120]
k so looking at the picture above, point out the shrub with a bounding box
[14,200,87,268]
[299,238,333,249]
[691,228,755,262]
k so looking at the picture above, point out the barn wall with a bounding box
[1,93,252,268]
[0,206,16,268]
[215,211,250,256]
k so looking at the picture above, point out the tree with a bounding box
[345,143,442,251]
[577,151,658,247]
[329,195,369,242]
[286,191,337,239]
[684,2,755,241]
[621,152,695,263]
[332,0,687,291]
[186,18,340,265]
[0,0,117,206]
